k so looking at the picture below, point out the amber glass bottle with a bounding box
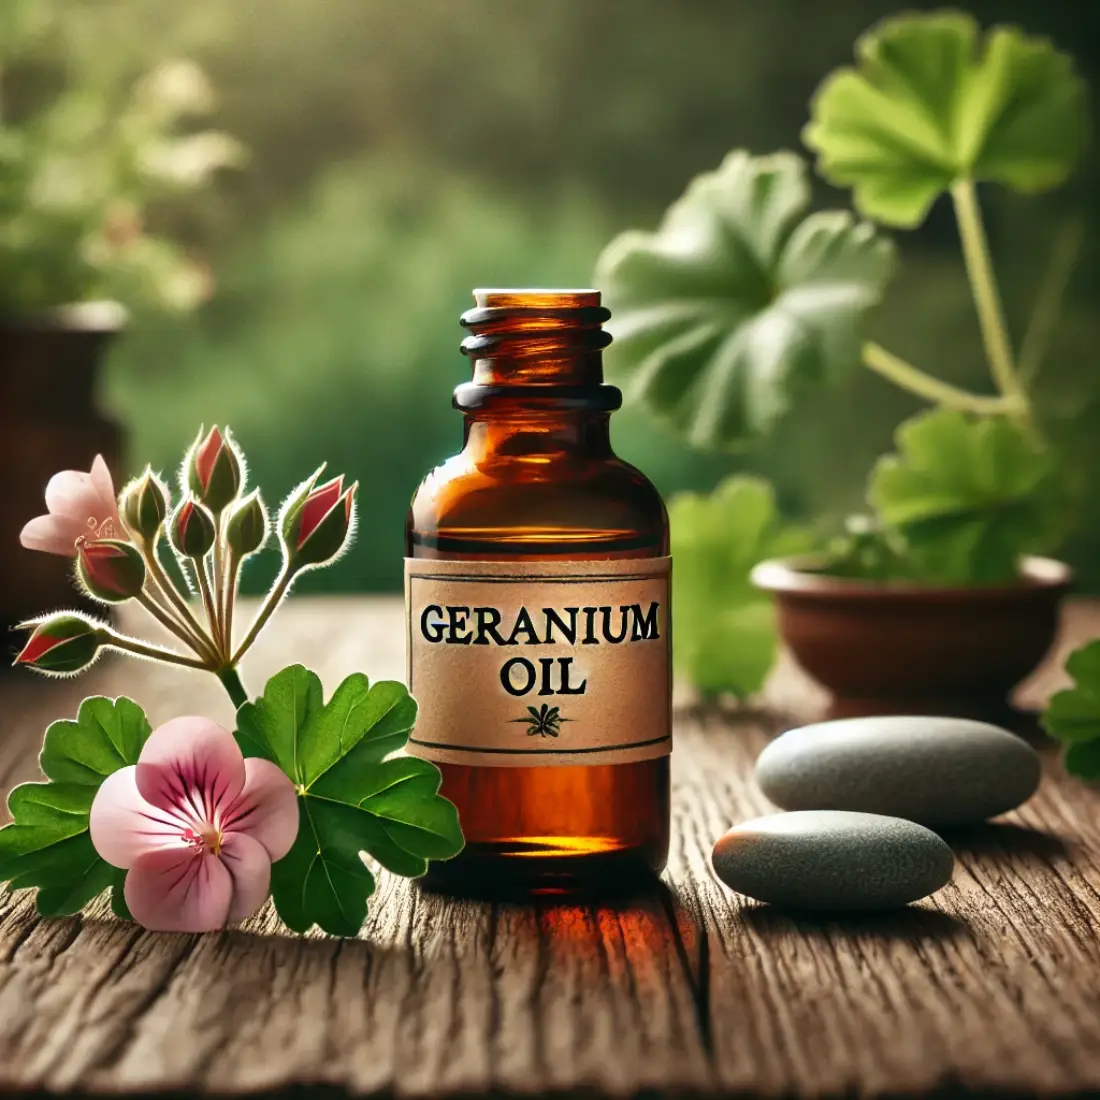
[406,289,670,894]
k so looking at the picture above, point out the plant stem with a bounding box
[232,565,293,664]
[211,514,226,652]
[951,180,1028,415]
[140,542,220,664]
[1019,213,1084,387]
[216,667,249,709]
[101,629,209,670]
[159,541,193,598]
[191,557,226,664]
[136,593,216,665]
[862,342,1019,415]
[222,549,241,656]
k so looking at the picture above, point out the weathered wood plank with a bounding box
[0,597,1096,1097]
[667,610,1100,1099]
[0,599,709,1097]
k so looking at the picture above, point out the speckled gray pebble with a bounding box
[755,716,1041,828]
[711,810,954,910]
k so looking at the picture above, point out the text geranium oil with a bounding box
[406,289,671,894]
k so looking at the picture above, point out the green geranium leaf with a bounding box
[1042,641,1100,780]
[235,665,463,937]
[0,697,151,916]
[869,408,1067,585]
[804,12,1089,227]
[1063,742,1100,781]
[669,476,813,698]
[111,867,132,921]
[595,150,894,451]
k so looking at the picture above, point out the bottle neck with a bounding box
[453,290,622,451]
[463,412,612,462]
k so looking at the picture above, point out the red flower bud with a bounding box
[186,425,242,513]
[279,469,357,569]
[170,498,217,559]
[15,614,103,675]
[77,539,146,603]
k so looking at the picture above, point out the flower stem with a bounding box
[100,628,209,669]
[1019,213,1084,387]
[222,549,241,655]
[216,666,249,709]
[232,565,293,665]
[211,514,226,652]
[861,342,1020,415]
[951,180,1030,420]
[140,542,219,664]
[191,557,226,663]
[136,593,216,666]
[159,541,193,598]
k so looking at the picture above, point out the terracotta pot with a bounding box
[751,555,1072,723]
[0,303,125,633]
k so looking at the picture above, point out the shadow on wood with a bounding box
[734,902,971,945]
[942,821,1073,868]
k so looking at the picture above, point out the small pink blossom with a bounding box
[90,717,298,932]
[20,455,123,557]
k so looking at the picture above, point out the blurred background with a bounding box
[3,0,1099,600]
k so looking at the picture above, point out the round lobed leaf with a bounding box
[869,408,1069,584]
[804,12,1089,227]
[596,150,895,451]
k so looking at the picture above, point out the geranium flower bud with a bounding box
[279,470,357,570]
[77,539,147,603]
[225,490,268,557]
[170,498,216,559]
[15,614,103,675]
[119,467,169,541]
[185,426,242,514]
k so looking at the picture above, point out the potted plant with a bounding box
[1,5,242,629]
[595,11,1088,721]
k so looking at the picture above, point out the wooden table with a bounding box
[1,597,1099,1098]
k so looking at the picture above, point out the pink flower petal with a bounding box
[136,718,246,820]
[90,767,191,868]
[219,832,272,923]
[223,758,300,861]
[89,454,117,515]
[44,470,102,525]
[19,513,85,556]
[125,847,233,932]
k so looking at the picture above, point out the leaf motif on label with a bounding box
[509,703,569,738]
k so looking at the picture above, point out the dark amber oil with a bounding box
[407,289,670,894]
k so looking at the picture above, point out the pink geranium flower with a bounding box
[90,717,299,932]
[20,455,123,557]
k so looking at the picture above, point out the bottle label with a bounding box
[404,557,672,767]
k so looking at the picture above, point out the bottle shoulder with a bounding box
[408,451,668,555]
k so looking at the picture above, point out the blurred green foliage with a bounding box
[669,477,812,699]
[0,0,242,313]
[108,159,617,592]
[3,0,1096,590]
[597,150,897,451]
[867,409,1069,584]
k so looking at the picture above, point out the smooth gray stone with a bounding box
[755,716,1041,828]
[711,810,954,910]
